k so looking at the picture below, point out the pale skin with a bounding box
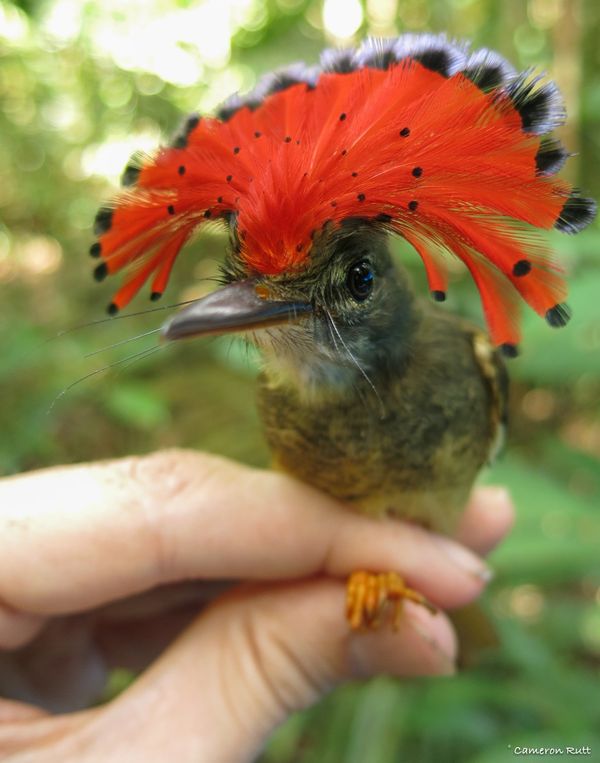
[0,449,514,763]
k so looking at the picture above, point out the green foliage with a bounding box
[1,1,599,761]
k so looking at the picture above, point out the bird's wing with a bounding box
[471,329,509,463]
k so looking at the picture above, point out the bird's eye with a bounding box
[347,260,374,301]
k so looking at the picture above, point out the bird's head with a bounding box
[162,219,416,392]
[90,36,595,381]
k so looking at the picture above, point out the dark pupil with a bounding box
[347,260,374,301]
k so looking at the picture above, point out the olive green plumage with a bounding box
[239,222,508,533]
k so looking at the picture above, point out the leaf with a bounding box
[483,452,600,584]
[510,269,600,384]
[104,383,170,430]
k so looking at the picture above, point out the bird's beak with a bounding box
[161,278,313,341]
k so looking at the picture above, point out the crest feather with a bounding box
[91,35,595,348]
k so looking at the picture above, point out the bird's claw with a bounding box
[346,570,437,630]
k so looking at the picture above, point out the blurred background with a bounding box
[1,0,599,760]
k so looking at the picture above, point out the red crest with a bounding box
[91,35,596,349]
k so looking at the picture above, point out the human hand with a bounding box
[0,450,513,762]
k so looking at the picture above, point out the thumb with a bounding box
[79,579,457,763]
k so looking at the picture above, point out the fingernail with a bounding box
[433,535,494,583]
[484,486,513,511]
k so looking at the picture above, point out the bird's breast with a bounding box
[257,311,506,535]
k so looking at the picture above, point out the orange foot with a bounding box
[346,571,437,630]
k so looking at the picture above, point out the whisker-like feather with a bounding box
[47,344,162,413]
[324,308,386,418]
[111,345,163,377]
[84,328,162,358]
[52,297,205,341]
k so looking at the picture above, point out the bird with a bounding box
[89,34,596,634]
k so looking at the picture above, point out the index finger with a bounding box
[0,450,497,616]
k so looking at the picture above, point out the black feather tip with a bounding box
[261,66,318,96]
[412,48,453,77]
[506,75,565,135]
[94,262,108,282]
[465,63,505,91]
[393,34,468,77]
[500,343,519,359]
[512,259,532,277]
[171,113,201,147]
[355,38,400,70]
[320,48,356,74]
[218,94,262,121]
[93,207,114,236]
[121,164,141,187]
[535,138,568,176]
[545,303,572,328]
[463,49,515,91]
[555,193,597,234]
